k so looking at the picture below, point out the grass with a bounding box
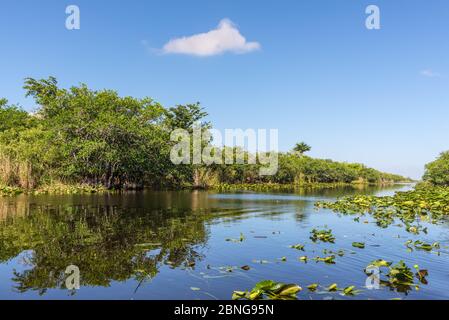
[211,181,398,192]
[0,185,24,197]
[0,183,107,197]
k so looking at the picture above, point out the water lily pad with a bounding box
[233,280,302,300]
[352,242,365,249]
[290,244,305,251]
[314,255,336,264]
[310,228,335,243]
[232,291,246,300]
[307,284,318,291]
[413,240,433,251]
[367,259,392,268]
[342,286,361,296]
[327,283,338,292]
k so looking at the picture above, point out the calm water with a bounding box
[0,184,448,300]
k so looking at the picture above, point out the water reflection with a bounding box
[1,184,434,299]
[1,205,213,295]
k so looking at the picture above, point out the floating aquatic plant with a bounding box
[226,233,245,243]
[365,259,429,293]
[413,265,429,284]
[290,244,305,251]
[315,186,449,233]
[352,242,365,249]
[313,255,336,264]
[232,280,302,300]
[307,284,318,291]
[310,228,335,243]
[341,285,361,296]
[327,283,338,292]
[323,249,345,256]
[404,240,440,253]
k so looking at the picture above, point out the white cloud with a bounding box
[162,19,260,57]
[420,69,441,78]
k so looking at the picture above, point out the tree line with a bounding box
[0,77,410,191]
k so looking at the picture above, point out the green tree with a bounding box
[19,77,213,189]
[293,142,311,156]
[423,151,449,186]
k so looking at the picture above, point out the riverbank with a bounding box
[0,183,107,197]
[210,181,411,192]
[0,181,414,197]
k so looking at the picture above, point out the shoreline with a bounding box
[0,181,415,197]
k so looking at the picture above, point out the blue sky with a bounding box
[1,0,448,179]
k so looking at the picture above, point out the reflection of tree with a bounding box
[0,203,212,295]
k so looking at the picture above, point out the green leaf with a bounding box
[352,242,365,249]
[232,291,247,300]
[235,280,302,301]
[290,244,305,251]
[342,286,360,296]
[368,259,392,268]
[249,289,263,300]
[310,228,336,243]
[278,284,302,296]
[254,280,276,291]
[307,284,318,291]
[327,283,338,292]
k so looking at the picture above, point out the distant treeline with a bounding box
[0,78,410,190]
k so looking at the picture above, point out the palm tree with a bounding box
[293,142,311,156]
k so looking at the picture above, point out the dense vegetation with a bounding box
[423,151,449,186]
[0,78,409,193]
[0,77,208,191]
[316,151,449,232]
